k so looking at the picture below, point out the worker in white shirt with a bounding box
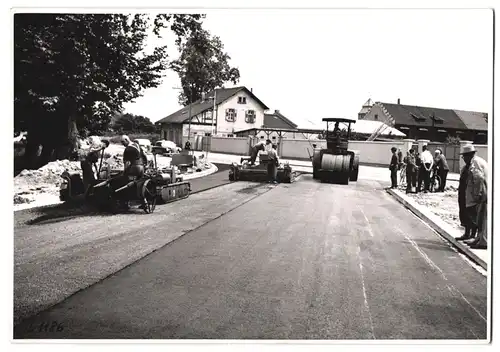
[267,144,279,184]
[418,144,434,193]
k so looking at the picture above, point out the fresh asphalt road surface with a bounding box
[14,174,487,340]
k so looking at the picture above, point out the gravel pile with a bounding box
[398,185,462,232]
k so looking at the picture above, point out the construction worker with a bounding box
[434,149,449,192]
[267,144,279,184]
[249,139,272,165]
[81,137,109,194]
[121,135,147,178]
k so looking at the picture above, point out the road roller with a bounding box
[311,118,360,184]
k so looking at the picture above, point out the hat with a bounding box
[391,147,397,152]
[460,144,476,155]
[88,136,102,152]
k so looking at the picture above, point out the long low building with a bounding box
[235,119,406,141]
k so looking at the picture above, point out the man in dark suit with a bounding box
[389,147,398,189]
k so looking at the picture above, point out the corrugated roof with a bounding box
[453,110,488,131]
[157,86,270,124]
[297,119,405,137]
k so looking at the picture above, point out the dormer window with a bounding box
[431,115,444,124]
[410,113,426,121]
[238,96,247,104]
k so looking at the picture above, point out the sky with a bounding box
[123,8,494,128]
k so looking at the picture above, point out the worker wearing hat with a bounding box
[455,144,488,249]
[81,137,109,194]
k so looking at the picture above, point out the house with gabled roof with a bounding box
[156,86,270,146]
[358,99,488,143]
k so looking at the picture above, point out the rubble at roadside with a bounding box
[397,183,463,233]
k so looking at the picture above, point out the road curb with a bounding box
[387,188,487,270]
[182,163,218,180]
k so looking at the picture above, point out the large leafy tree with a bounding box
[14,13,203,168]
[170,28,240,106]
[111,113,156,134]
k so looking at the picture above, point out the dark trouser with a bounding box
[250,149,259,165]
[406,170,416,192]
[439,170,449,191]
[390,169,397,188]
[418,164,431,191]
[267,162,277,182]
[81,161,96,193]
[465,204,479,236]
[124,164,144,178]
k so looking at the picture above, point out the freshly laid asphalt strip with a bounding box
[14,175,487,339]
[13,163,259,325]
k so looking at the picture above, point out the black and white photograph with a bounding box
[7,0,496,348]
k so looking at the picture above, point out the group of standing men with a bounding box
[390,143,449,193]
[390,142,488,250]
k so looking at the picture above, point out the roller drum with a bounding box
[320,154,351,183]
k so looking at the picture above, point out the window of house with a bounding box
[238,96,247,104]
[374,114,378,120]
[245,110,256,123]
[227,134,234,138]
[225,108,236,122]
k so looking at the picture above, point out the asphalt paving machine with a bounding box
[60,148,191,214]
[229,152,295,183]
[310,118,360,184]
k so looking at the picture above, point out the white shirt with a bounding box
[420,150,434,164]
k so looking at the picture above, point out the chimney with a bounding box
[275,109,280,114]
[397,98,400,104]
[250,88,253,93]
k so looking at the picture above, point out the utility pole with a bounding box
[187,86,192,141]
[211,88,217,136]
[172,86,193,145]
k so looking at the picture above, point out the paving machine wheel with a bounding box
[138,179,158,214]
[350,154,360,181]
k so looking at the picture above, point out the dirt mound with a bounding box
[14,160,83,204]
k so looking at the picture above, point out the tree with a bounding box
[112,113,156,134]
[14,13,203,168]
[170,28,240,106]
